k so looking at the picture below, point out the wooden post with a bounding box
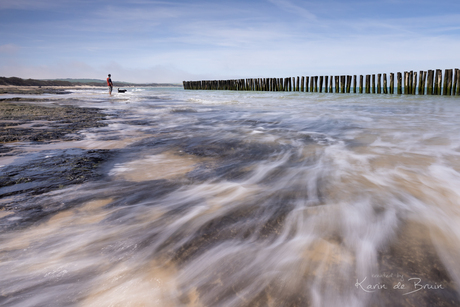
[389,73,394,94]
[443,70,449,95]
[346,75,351,93]
[340,76,345,93]
[365,75,371,93]
[301,76,305,92]
[306,76,310,92]
[397,72,402,94]
[359,75,363,93]
[426,70,433,95]
[324,76,329,93]
[335,76,339,93]
[456,69,460,95]
[418,71,423,95]
[353,75,357,93]
[383,74,387,94]
[404,72,409,94]
[436,69,442,95]
[371,74,375,93]
[433,70,438,95]
[296,76,299,91]
[409,71,414,94]
[310,77,314,93]
[377,74,381,94]
[412,72,417,95]
[448,69,454,95]
[329,76,333,93]
[421,71,427,95]
[453,69,459,96]
[319,76,323,93]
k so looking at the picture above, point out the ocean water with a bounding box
[1,87,460,306]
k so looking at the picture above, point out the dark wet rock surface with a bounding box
[0,102,110,143]
[0,149,114,198]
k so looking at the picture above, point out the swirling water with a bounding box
[1,88,460,306]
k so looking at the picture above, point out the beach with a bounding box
[1,87,460,306]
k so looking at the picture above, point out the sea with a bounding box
[1,87,460,307]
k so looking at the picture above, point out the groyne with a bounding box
[183,68,460,95]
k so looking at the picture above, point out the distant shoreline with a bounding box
[0,84,182,95]
[0,76,182,88]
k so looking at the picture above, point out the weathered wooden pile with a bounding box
[183,69,460,95]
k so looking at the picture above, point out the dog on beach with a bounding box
[118,88,127,93]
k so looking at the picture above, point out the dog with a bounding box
[118,88,127,93]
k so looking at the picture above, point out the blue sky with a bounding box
[1,0,459,83]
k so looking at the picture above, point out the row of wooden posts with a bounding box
[183,69,460,96]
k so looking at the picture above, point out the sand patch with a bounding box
[110,151,202,182]
[0,198,113,252]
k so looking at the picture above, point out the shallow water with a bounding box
[1,88,460,306]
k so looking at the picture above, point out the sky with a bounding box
[1,0,459,83]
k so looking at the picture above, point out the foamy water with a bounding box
[1,88,460,306]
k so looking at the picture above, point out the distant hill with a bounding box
[0,77,73,86]
[0,77,181,87]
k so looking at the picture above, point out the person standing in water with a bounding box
[107,74,113,95]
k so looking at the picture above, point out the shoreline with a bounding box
[0,85,183,95]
